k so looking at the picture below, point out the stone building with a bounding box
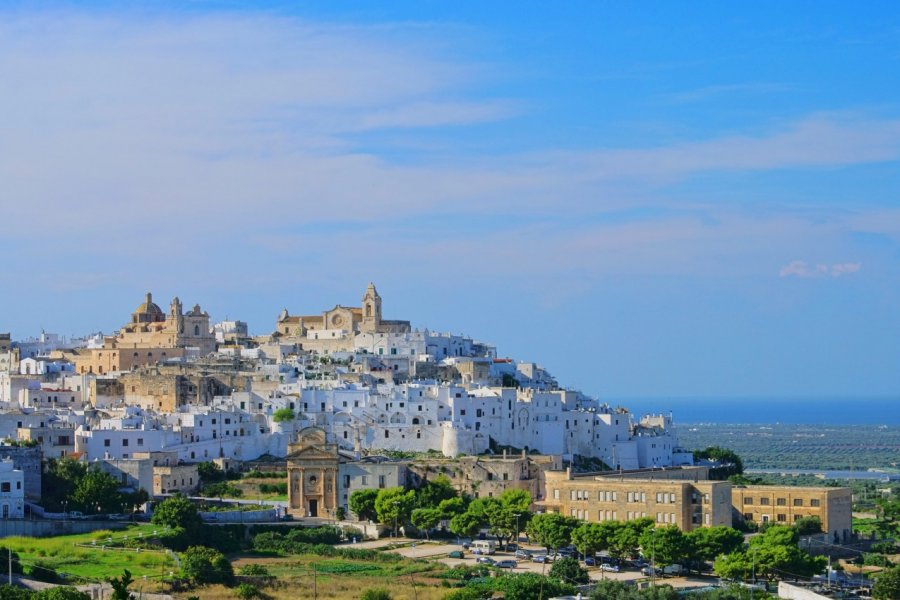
[286,427,341,518]
[275,283,411,348]
[406,451,561,502]
[540,468,733,531]
[732,485,852,541]
[69,293,215,375]
[118,365,234,412]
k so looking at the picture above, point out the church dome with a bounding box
[132,292,165,323]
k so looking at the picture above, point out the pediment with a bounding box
[287,445,339,461]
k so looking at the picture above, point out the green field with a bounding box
[2,524,177,584]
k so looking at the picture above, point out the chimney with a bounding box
[566,466,572,480]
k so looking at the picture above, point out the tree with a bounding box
[450,510,482,539]
[181,546,235,585]
[438,497,466,519]
[572,522,618,559]
[197,462,225,483]
[792,516,822,536]
[151,494,202,534]
[415,475,457,508]
[72,467,124,513]
[106,569,135,600]
[874,565,900,600]
[526,513,578,553]
[41,457,87,511]
[685,526,745,567]
[715,525,826,582]
[411,508,442,539]
[549,556,589,584]
[349,489,379,522]
[693,447,744,478]
[610,517,654,560]
[639,526,688,569]
[374,487,416,535]
[272,408,295,423]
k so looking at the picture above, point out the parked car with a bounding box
[532,554,550,563]
[628,559,649,569]
[662,564,683,575]
[502,543,519,552]
[495,560,517,569]
[448,551,465,559]
[600,563,620,573]
[515,549,533,560]
[641,566,661,576]
[476,557,495,566]
[583,557,596,566]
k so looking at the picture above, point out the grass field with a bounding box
[180,554,453,600]
[1,524,177,587]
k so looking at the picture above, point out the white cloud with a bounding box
[779,260,862,278]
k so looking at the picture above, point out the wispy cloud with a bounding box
[663,82,796,103]
[779,260,862,278]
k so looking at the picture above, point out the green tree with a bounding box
[792,516,822,535]
[41,457,88,511]
[526,512,578,553]
[197,462,225,483]
[106,569,135,600]
[416,475,457,508]
[272,408,295,422]
[0,585,30,600]
[181,546,235,585]
[236,583,263,600]
[411,507,442,539]
[494,572,574,600]
[639,526,688,569]
[349,489,379,522]
[374,487,416,535]
[716,525,826,582]
[685,526,745,567]
[694,447,744,478]
[610,517,654,560]
[549,556,589,584]
[572,521,618,559]
[151,494,202,533]
[873,565,900,600]
[438,497,466,519]
[449,510,482,539]
[72,467,125,513]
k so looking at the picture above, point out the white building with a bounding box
[0,460,25,519]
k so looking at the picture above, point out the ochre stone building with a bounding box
[286,427,340,518]
[732,485,852,541]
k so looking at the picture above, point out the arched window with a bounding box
[365,304,372,317]
[194,325,200,336]
[412,417,421,425]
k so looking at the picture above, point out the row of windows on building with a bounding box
[0,481,21,493]
[744,512,808,523]
[555,489,700,504]
[743,497,819,507]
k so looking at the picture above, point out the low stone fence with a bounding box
[200,508,277,523]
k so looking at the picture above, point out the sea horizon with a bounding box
[607,395,900,426]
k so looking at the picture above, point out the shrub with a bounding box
[181,546,235,586]
[239,564,271,578]
[236,583,263,599]
[359,589,392,600]
[272,408,295,423]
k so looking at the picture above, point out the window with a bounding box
[0,483,9,493]
[378,475,385,489]
[810,499,820,507]
[104,439,111,447]
[759,497,770,506]
[743,497,753,505]
[793,498,804,507]
[361,476,368,486]
[776,498,787,506]
[777,514,787,522]
[743,512,753,521]
[137,438,143,446]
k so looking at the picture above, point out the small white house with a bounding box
[0,459,25,519]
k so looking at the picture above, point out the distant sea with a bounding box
[611,397,900,426]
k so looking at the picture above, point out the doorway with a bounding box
[309,499,318,517]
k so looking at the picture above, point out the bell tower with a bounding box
[361,282,382,333]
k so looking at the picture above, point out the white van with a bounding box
[471,540,497,555]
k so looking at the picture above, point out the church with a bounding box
[68,292,216,374]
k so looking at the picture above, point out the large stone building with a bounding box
[541,467,733,531]
[732,485,852,542]
[286,428,342,519]
[275,283,411,348]
[68,293,215,375]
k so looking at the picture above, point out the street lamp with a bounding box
[393,500,400,539]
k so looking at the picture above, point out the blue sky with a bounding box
[1,2,899,399]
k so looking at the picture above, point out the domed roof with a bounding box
[134,292,163,315]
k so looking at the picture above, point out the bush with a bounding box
[181,545,235,586]
[236,583,263,599]
[258,483,288,495]
[272,409,295,423]
[202,482,243,498]
[359,589,392,600]
[239,564,271,578]
[548,556,589,584]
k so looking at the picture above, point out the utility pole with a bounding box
[313,563,318,599]
[8,547,12,585]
